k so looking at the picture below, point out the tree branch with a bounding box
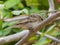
[14,12,60,45]
[15,30,30,45]
[48,0,55,16]
[4,15,29,22]
[34,12,60,32]
[0,30,29,45]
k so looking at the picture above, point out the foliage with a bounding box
[0,0,60,45]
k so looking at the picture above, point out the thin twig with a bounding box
[37,31,60,42]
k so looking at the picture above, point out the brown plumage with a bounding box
[12,14,43,30]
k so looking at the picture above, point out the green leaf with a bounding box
[29,36,39,41]
[12,9,29,15]
[3,10,12,18]
[26,0,39,6]
[17,3,24,9]
[45,24,56,34]
[30,8,39,14]
[40,24,56,37]
[55,31,60,36]
[0,30,3,36]
[2,22,8,28]
[4,0,20,9]
[12,3,24,10]
[3,27,11,36]
[2,21,17,28]
[41,0,48,6]
[48,27,59,36]
[8,21,17,26]
[40,24,56,39]
[0,20,3,30]
[33,37,52,45]
[12,28,23,33]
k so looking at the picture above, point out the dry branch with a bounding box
[34,12,60,32]
[0,30,29,45]
[4,15,29,22]
[0,0,59,45]
[48,0,55,16]
[0,12,60,45]
[14,12,60,45]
